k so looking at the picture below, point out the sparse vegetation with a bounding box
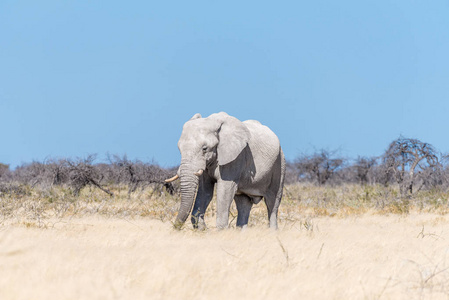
[1,136,449,227]
[2,138,449,299]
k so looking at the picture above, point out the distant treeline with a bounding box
[0,154,176,197]
[0,137,448,198]
[288,136,446,197]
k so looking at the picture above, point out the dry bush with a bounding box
[381,136,440,197]
[339,156,378,185]
[0,163,10,180]
[64,155,113,197]
[1,154,175,199]
[293,149,345,186]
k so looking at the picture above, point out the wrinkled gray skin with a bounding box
[172,112,285,230]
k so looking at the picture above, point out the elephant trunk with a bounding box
[174,164,200,229]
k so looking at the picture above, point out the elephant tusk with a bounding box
[194,169,204,177]
[165,174,179,183]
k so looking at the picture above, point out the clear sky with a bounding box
[1,1,448,168]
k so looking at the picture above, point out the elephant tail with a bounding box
[268,148,286,229]
[277,148,286,201]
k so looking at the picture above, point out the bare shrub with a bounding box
[352,156,378,185]
[338,156,378,185]
[294,149,345,186]
[65,155,113,197]
[381,137,440,197]
[0,163,10,179]
[284,161,300,185]
[0,182,29,196]
[12,161,55,188]
[107,154,176,195]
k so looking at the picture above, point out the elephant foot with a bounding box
[215,223,229,230]
[191,214,207,230]
[238,224,248,231]
[197,221,207,231]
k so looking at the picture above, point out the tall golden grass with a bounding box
[1,183,449,299]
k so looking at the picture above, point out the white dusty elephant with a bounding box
[166,112,286,230]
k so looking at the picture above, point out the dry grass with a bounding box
[1,183,449,299]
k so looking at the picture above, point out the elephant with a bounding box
[165,112,286,230]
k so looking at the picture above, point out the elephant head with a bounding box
[166,112,250,229]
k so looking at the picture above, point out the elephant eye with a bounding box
[202,146,208,153]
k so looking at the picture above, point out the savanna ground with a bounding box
[1,184,449,299]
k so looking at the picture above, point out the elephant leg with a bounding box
[191,174,215,230]
[264,192,281,230]
[234,194,253,228]
[215,180,238,229]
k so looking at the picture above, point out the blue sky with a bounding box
[1,1,448,168]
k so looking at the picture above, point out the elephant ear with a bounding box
[213,112,250,166]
